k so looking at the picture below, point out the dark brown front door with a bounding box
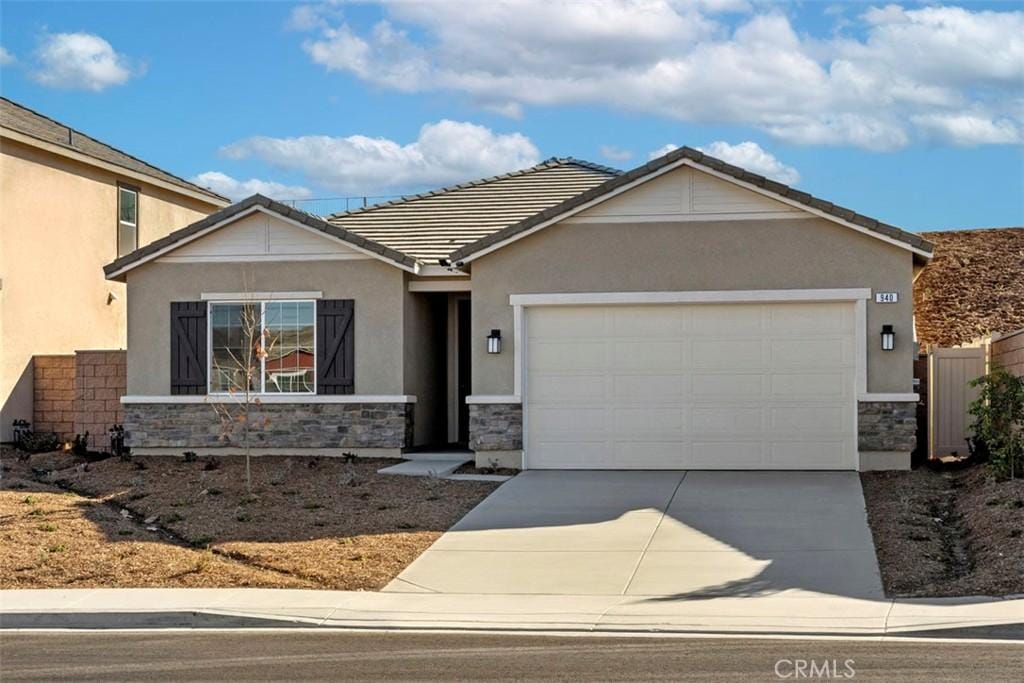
[457,298,471,445]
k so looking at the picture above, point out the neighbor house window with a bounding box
[209,300,315,394]
[117,184,138,257]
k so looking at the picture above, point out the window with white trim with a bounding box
[117,184,138,257]
[209,300,315,394]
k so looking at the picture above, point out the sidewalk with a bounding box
[2,589,1022,639]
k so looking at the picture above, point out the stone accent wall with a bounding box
[992,329,1024,377]
[469,403,522,451]
[124,402,414,450]
[32,355,76,439]
[74,350,127,449]
[858,401,917,452]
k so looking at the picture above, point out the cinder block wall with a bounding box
[31,350,126,447]
[32,355,76,439]
[992,329,1024,377]
[74,350,127,448]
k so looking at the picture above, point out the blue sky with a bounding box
[1,1,1021,232]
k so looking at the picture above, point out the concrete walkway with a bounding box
[3,588,1023,639]
[386,471,884,599]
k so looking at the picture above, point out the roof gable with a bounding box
[447,146,933,264]
[104,195,418,280]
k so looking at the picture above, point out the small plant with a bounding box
[37,523,57,532]
[207,487,223,496]
[47,544,67,553]
[182,451,198,463]
[22,495,37,505]
[969,364,1024,479]
[162,513,185,524]
[190,535,214,548]
[71,432,91,456]
[17,430,61,454]
[302,502,323,510]
[117,529,133,536]
[235,512,252,522]
[28,508,45,517]
[239,493,259,505]
[203,457,221,471]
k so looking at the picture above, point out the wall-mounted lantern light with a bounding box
[487,329,502,354]
[881,324,895,351]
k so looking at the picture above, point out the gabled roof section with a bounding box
[914,227,1024,349]
[1,97,228,204]
[327,158,620,262]
[104,195,419,281]
[448,146,934,264]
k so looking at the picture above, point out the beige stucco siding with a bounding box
[470,216,915,395]
[124,260,406,396]
[0,138,216,440]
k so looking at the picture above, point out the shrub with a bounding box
[17,431,61,454]
[969,365,1024,479]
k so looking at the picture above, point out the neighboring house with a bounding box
[0,98,229,441]
[913,227,1024,350]
[105,148,933,471]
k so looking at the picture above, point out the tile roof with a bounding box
[327,158,620,262]
[1,97,228,203]
[104,195,417,279]
[913,227,1024,349]
[448,146,933,263]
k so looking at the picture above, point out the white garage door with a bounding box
[525,302,857,470]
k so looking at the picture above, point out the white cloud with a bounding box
[32,32,137,91]
[296,2,1024,150]
[599,145,633,162]
[697,141,801,184]
[219,120,540,194]
[0,46,15,66]
[648,143,679,160]
[191,172,313,201]
[911,113,1022,147]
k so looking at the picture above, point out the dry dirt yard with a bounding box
[861,465,1023,597]
[0,447,499,590]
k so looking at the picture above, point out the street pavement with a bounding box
[2,631,1021,681]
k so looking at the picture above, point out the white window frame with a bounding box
[117,184,139,257]
[207,299,317,396]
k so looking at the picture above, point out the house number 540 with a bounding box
[875,292,899,303]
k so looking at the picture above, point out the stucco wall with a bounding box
[0,138,217,441]
[470,216,915,395]
[124,259,406,396]
[403,284,447,446]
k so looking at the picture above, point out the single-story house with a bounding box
[913,227,1024,350]
[104,147,933,471]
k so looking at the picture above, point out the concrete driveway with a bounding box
[386,471,885,599]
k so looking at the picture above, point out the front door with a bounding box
[457,298,471,445]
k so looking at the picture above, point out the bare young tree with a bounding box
[209,280,278,494]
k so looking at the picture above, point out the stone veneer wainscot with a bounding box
[858,400,917,452]
[468,403,523,451]
[124,401,413,450]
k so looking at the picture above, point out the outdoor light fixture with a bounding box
[881,324,895,351]
[487,329,502,354]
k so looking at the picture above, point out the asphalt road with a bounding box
[1,631,1021,681]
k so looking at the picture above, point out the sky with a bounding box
[0,0,1021,232]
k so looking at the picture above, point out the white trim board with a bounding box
[456,157,931,264]
[859,393,920,402]
[563,211,815,224]
[105,205,419,280]
[465,395,521,404]
[122,395,417,404]
[201,291,323,301]
[509,288,872,307]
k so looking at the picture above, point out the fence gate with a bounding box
[928,347,986,458]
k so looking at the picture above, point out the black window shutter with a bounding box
[317,300,355,394]
[170,302,207,395]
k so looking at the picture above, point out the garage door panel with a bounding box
[692,373,765,398]
[770,339,846,367]
[612,407,687,433]
[692,339,762,368]
[530,340,607,371]
[525,302,858,470]
[611,307,687,337]
[612,374,687,400]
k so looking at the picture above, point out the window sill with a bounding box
[121,395,417,404]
